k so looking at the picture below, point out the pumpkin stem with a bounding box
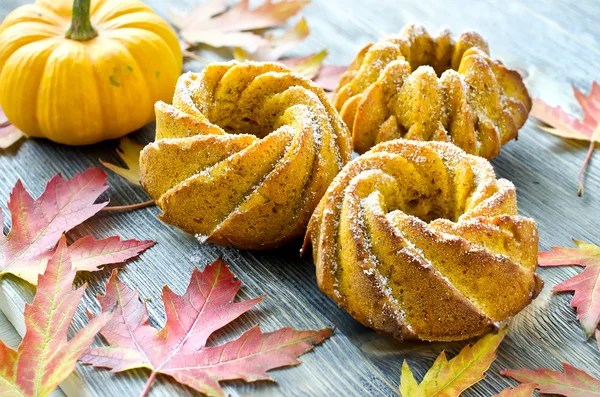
[65,0,98,41]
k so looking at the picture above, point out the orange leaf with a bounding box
[0,237,110,396]
[530,82,600,195]
[538,239,600,337]
[171,0,310,51]
[100,136,142,186]
[81,258,332,397]
[494,383,537,397]
[0,105,25,149]
[502,363,600,396]
[399,328,506,396]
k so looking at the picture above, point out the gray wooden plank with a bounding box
[1,0,600,396]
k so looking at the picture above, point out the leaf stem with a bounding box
[577,125,600,196]
[100,200,155,212]
[139,371,157,397]
[65,0,98,41]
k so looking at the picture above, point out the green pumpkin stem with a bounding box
[65,0,98,41]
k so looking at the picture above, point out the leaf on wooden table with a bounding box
[0,106,25,149]
[0,237,110,397]
[399,328,506,396]
[279,51,346,91]
[172,0,310,52]
[530,82,600,196]
[234,17,310,62]
[0,168,108,284]
[493,383,537,397]
[502,363,600,396]
[100,136,143,186]
[67,236,153,272]
[0,168,154,284]
[81,258,332,397]
[538,239,600,337]
[313,64,346,91]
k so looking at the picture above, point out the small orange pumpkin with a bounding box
[0,0,182,145]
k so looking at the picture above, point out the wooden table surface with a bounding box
[1,0,600,396]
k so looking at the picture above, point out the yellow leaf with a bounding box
[100,136,142,186]
[399,328,507,397]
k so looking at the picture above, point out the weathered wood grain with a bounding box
[1,0,600,396]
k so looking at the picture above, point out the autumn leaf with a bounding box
[0,236,111,397]
[67,236,153,272]
[530,82,600,196]
[0,106,25,149]
[81,258,332,397]
[313,64,346,91]
[100,136,142,186]
[0,168,153,284]
[494,383,537,397]
[399,328,506,396]
[538,239,600,337]
[233,17,310,62]
[280,50,328,79]
[171,0,310,52]
[502,363,600,396]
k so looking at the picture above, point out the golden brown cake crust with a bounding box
[140,61,351,250]
[335,24,532,159]
[303,140,542,342]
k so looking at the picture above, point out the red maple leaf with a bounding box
[0,106,24,149]
[0,168,153,284]
[502,363,600,396]
[538,239,600,337]
[81,258,332,397]
[0,236,111,396]
[530,82,600,196]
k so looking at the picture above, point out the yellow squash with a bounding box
[0,0,182,145]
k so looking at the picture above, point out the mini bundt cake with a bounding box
[140,61,352,250]
[335,24,532,159]
[303,140,542,341]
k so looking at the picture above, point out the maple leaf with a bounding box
[399,328,506,396]
[67,236,153,272]
[530,82,600,196]
[538,239,600,337]
[171,0,310,52]
[0,168,154,283]
[502,363,600,396]
[494,383,537,397]
[80,258,332,397]
[0,106,25,149]
[0,236,110,397]
[100,136,143,186]
[0,168,108,284]
[233,17,310,62]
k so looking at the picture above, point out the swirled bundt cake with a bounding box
[335,24,532,159]
[303,140,542,341]
[140,61,351,250]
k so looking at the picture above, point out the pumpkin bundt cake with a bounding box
[140,61,351,250]
[303,140,542,341]
[335,24,532,159]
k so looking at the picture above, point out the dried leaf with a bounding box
[0,168,153,284]
[399,328,506,396]
[100,136,143,186]
[313,64,346,91]
[494,383,537,397]
[234,17,310,61]
[0,106,25,150]
[538,239,600,337]
[0,237,110,397]
[502,363,600,396]
[0,169,108,284]
[280,50,328,79]
[530,82,600,195]
[81,258,332,397]
[67,236,153,272]
[172,0,310,51]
